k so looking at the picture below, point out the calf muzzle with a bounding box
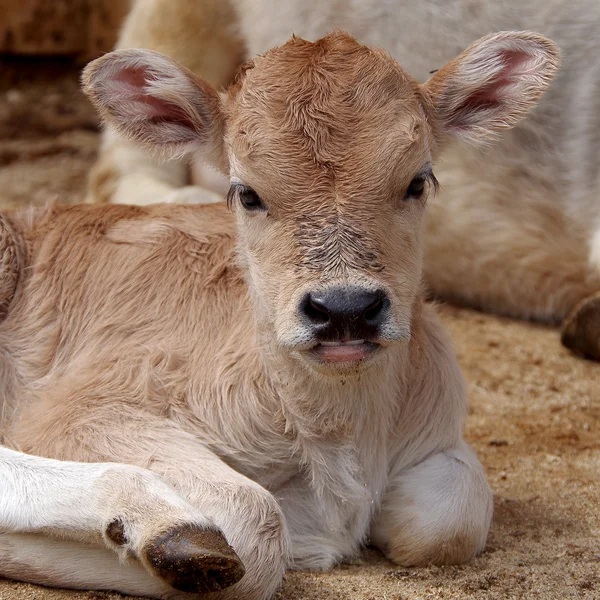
[299,286,389,341]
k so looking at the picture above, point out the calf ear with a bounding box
[422,31,560,144]
[82,49,227,171]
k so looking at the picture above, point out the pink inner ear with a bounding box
[452,50,533,127]
[114,66,200,136]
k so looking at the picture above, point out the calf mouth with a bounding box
[308,339,381,368]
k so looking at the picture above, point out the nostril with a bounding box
[363,291,389,325]
[301,293,330,324]
[364,298,383,323]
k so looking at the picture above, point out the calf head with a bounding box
[83,31,558,376]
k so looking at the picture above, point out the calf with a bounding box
[0,32,557,599]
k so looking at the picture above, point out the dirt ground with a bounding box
[0,56,598,600]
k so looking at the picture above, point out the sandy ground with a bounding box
[0,56,598,600]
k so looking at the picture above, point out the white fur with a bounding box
[0,446,215,557]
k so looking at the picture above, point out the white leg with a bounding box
[86,128,188,205]
[163,185,225,205]
[8,398,289,600]
[88,130,225,206]
[0,535,171,599]
[0,447,208,542]
[371,441,493,566]
[0,446,244,595]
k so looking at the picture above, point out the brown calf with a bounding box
[0,31,557,599]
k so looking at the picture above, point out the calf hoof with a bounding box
[561,292,600,360]
[143,524,246,593]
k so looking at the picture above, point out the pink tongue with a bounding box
[316,344,368,363]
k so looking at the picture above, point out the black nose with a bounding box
[300,287,389,339]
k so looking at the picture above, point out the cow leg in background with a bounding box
[561,291,600,359]
[86,0,243,205]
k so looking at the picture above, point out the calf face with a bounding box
[83,31,558,376]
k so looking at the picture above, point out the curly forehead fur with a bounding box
[227,32,432,183]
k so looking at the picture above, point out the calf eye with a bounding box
[404,176,426,200]
[227,184,267,212]
[239,186,264,210]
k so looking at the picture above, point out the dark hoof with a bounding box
[144,525,246,593]
[561,292,600,360]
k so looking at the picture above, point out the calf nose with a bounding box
[300,287,389,338]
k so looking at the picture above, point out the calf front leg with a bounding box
[10,401,289,600]
[0,446,244,595]
[371,441,493,566]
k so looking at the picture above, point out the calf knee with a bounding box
[381,509,491,567]
[372,443,493,566]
